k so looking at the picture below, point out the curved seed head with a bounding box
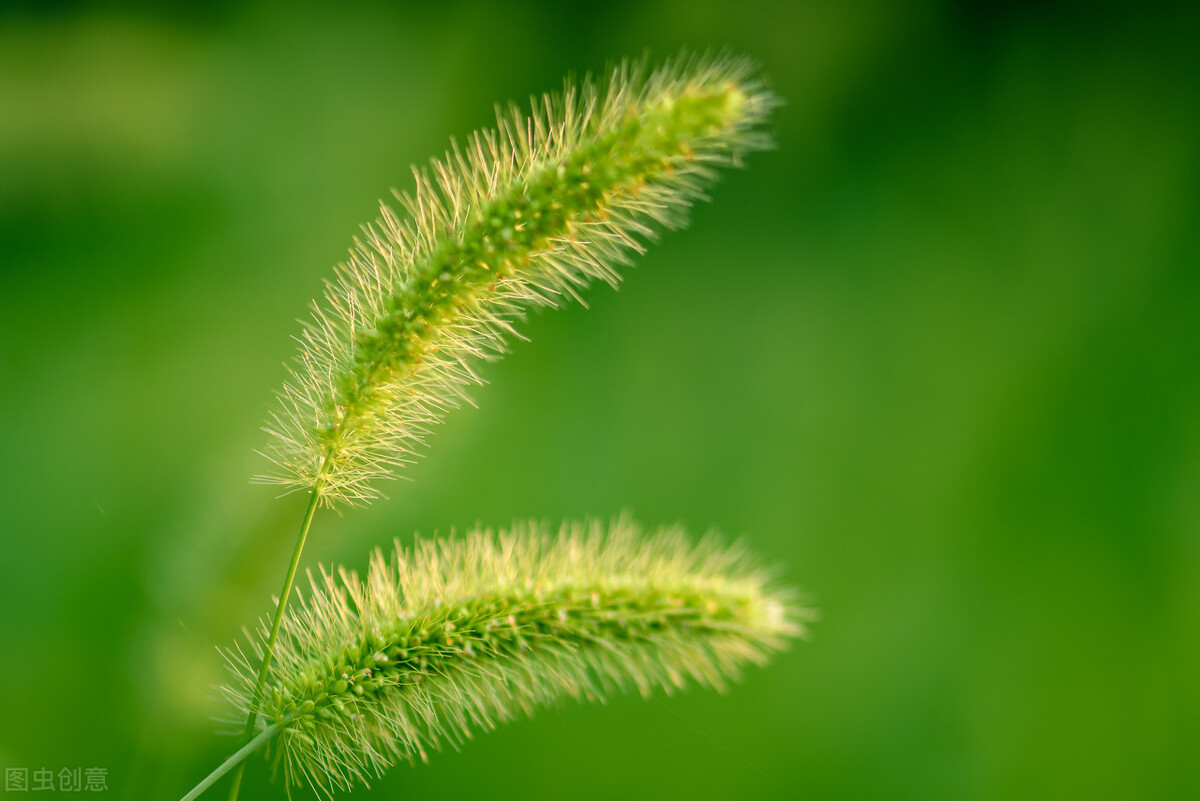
[254,53,780,507]
[222,517,810,796]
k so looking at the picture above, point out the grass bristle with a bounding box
[254,52,779,507]
[221,517,808,796]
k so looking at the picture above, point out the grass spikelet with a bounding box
[256,53,779,507]
[222,517,807,796]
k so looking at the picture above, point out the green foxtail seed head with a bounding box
[254,53,779,506]
[222,517,807,797]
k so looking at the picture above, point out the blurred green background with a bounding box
[1,1,1197,799]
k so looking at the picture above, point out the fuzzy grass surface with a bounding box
[223,518,807,796]
[255,53,778,507]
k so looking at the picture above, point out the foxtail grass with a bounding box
[255,52,778,508]
[222,518,807,797]
[178,52,802,801]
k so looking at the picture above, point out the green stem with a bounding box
[179,723,281,801]
[225,482,324,801]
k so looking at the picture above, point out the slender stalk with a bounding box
[225,483,323,801]
[178,723,281,801]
